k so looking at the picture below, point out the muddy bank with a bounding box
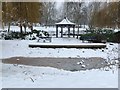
[2,57,108,71]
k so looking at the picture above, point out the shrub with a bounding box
[113,31,120,43]
[80,33,107,43]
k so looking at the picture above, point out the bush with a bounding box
[80,33,107,43]
[32,30,49,37]
[4,35,13,40]
[80,28,120,43]
[11,32,20,39]
[42,31,49,37]
[113,31,120,43]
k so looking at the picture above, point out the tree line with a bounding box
[2,2,42,34]
[90,2,120,29]
[2,1,120,34]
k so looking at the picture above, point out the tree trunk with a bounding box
[20,22,23,37]
[30,23,33,33]
[31,26,33,32]
[23,23,27,34]
[118,2,120,28]
[2,22,4,30]
[8,22,10,33]
[24,26,26,34]
[45,20,48,28]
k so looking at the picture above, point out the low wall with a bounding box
[29,43,106,49]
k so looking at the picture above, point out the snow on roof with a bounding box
[56,17,75,25]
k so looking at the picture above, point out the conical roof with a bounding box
[56,17,75,25]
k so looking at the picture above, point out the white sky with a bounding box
[40,0,119,2]
[56,1,64,9]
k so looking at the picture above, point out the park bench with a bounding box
[37,36,52,42]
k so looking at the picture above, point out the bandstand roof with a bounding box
[55,17,75,25]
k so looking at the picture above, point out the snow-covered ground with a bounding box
[2,26,120,35]
[1,62,118,88]
[0,35,119,88]
[0,38,119,61]
[0,10,119,89]
[2,26,88,36]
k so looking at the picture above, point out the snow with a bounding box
[0,38,118,61]
[0,39,118,88]
[33,26,87,36]
[3,26,31,32]
[29,38,106,45]
[1,62,118,88]
[1,26,120,36]
[1,26,88,36]
[56,17,75,25]
[30,42,106,46]
[114,28,120,32]
[0,26,119,88]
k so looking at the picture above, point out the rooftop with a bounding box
[56,17,75,25]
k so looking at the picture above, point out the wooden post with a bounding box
[77,25,79,39]
[68,26,70,38]
[73,26,75,38]
[61,27,63,38]
[56,26,58,38]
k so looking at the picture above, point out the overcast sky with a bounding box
[56,1,64,9]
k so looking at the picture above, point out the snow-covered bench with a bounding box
[37,31,52,42]
[37,36,52,42]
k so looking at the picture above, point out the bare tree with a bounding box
[62,2,83,24]
[41,2,56,26]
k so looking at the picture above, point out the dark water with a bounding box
[2,57,108,71]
